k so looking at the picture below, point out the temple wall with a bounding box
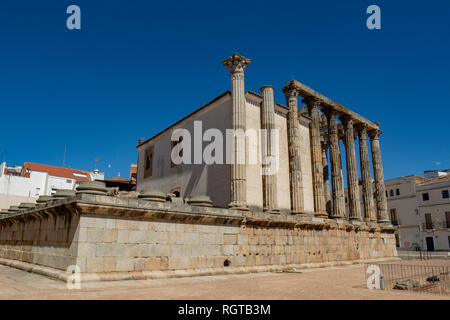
[136,94,232,208]
[71,215,396,273]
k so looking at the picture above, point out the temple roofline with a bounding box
[290,80,380,130]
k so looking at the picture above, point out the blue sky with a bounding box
[0,0,449,180]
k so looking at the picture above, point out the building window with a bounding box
[446,212,450,229]
[422,193,429,201]
[395,234,400,248]
[442,190,449,199]
[425,213,433,229]
[144,146,154,179]
[385,190,388,197]
[345,197,348,204]
[390,208,398,226]
[396,188,400,196]
[390,189,394,197]
[171,136,184,167]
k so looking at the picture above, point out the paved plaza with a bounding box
[0,262,448,300]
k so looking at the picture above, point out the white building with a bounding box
[385,172,450,251]
[0,162,104,210]
[424,169,450,179]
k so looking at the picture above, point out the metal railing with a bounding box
[365,263,450,296]
[421,221,449,230]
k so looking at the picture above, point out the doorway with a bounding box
[425,237,435,251]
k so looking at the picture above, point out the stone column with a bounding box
[368,129,389,223]
[321,141,332,216]
[222,53,251,210]
[340,115,362,221]
[260,85,279,213]
[282,81,304,215]
[304,97,327,218]
[325,108,346,219]
[356,124,377,222]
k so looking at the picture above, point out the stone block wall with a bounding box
[0,195,397,279]
[73,215,396,273]
[0,212,79,271]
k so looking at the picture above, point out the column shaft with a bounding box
[222,53,251,210]
[282,82,304,214]
[340,115,362,221]
[260,86,279,213]
[357,124,377,222]
[325,109,346,218]
[369,129,389,223]
[322,142,332,216]
[304,97,327,218]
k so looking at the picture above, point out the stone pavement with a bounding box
[0,263,448,300]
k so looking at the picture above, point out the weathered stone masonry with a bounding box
[0,194,397,282]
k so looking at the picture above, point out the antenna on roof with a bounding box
[2,150,7,164]
[95,158,100,170]
[63,145,67,167]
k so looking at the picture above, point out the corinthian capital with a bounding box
[339,115,354,129]
[368,129,382,140]
[355,123,369,137]
[282,80,300,100]
[222,53,251,74]
[302,96,321,107]
[323,107,338,119]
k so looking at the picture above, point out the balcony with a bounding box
[421,221,450,231]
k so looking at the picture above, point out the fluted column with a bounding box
[321,141,332,216]
[356,124,377,222]
[340,115,362,221]
[304,97,327,218]
[260,85,279,213]
[282,81,304,215]
[222,53,251,210]
[369,129,389,223]
[325,108,346,219]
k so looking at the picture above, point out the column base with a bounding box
[264,208,280,215]
[378,222,396,233]
[314,211,328,219]
[349,218,363,226]
[291,211,308,216]
[228,201,249,211]
[331,216,346,224]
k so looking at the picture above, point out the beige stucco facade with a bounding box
[136,93,233,209]
[415,176,450,251]
[385,176,424,249]
[384,174,450,251]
